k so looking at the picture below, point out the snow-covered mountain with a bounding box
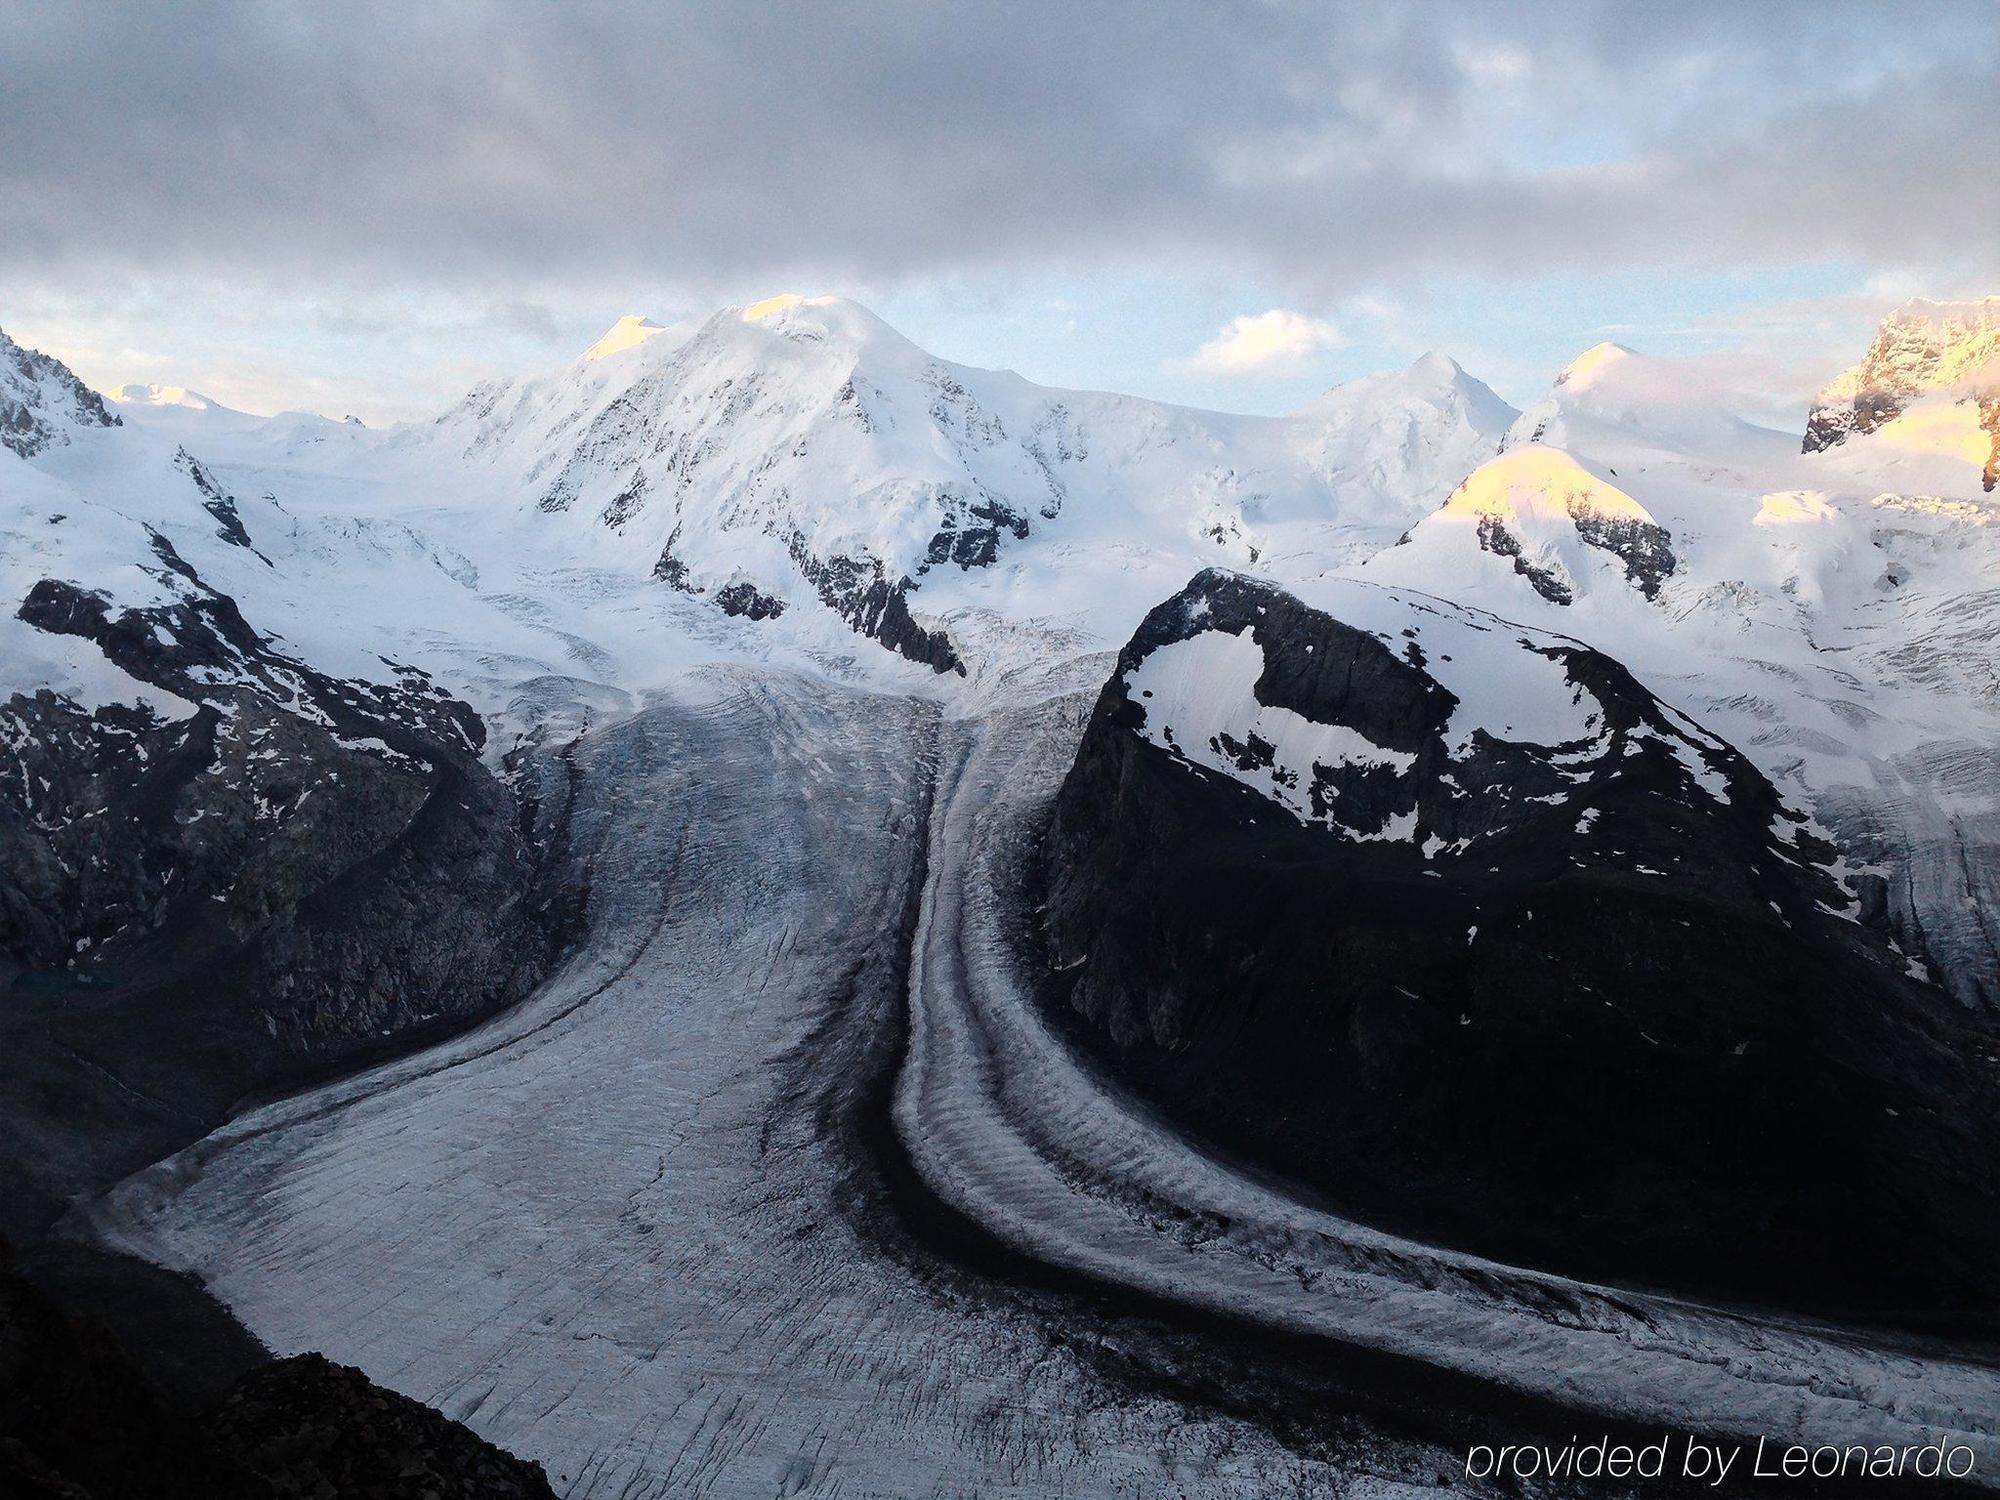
[400,295,1514,672]
[1378,444,1677,605]
[1804,297,2000,491]
[10,296,1998,1003]
[108,379,377,466]
[108,381,236,414]
[1364,326,2000,1008]
[0,329,564,1236]
[2,326,121,459]
[1287,349,1515,520]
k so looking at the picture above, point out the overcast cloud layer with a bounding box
[3,1,1996,420]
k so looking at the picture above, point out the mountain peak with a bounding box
[1407,349,1464,381]
[1445,444,1656,526]
[582,315,673,362]
[732,293,889,336]
[1298,350,1507,417]
[741,293,810,322]
[1884,294,2000,330]
[1554,341,1637,391]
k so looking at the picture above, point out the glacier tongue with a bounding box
[76,668,1474,1498]
[80,662,2000,1497]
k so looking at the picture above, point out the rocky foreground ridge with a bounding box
[0,1238,557,1499]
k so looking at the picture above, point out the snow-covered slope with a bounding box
[109,380,379,467]
[1356,322,2000,1008]
[1287,350,1514,523]
[107,381,228,412]
[398,298,1512,672]
[1374,444,1676,605]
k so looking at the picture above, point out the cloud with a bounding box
[0,1,1993,305]
[1185,310,1345,374]
[3,2,1993,418]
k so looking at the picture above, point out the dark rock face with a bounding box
[171,449,265,560]
[598,465,649,528]
[1803,390,1904,453]
[786,533,964,675]
[1474,514,1572,603]
[1982,393,1999,493]
[713,580,786,620]
[652,525,695,589]
[1044,569,2000,1322]
[0,1240,556,1499]
[654,530,788,622]
[1802,298,2000,457]
[203,1354,556,1498]
[1569,507,1676,597]
[923,494,1031,571]
[1475,505,1676,605]
[0,540,569,1239]
[1,328,121,459]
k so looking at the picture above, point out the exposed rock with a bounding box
[1474,513,1573,603]
[1982,392,1999,493]
[923,493,1031,571]
[651,524,695,589]
[1804,297,2000,454]
[712,580,786,620]
[1,327,120,460]
[1411,446,1676,606]
[0,539,571,1239]
[1568,504,1677,597]
[786,533,963,674]
[204,1354,556,1498]
[1044,569,2000,1322]
[171,449,265,560]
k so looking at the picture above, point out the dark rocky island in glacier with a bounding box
[1045,567,2000,1319]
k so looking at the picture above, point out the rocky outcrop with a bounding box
[1044,569,2000,1323]
[1,328,120,459]
[1470,489,1677,604]
[922,492,1031,571]
[171,449,265,559]
[1804,297,2000,454]
[1402,446,1677,607]
[203,1354,557,1498]
[1568,503,1676,597]
[786,533,963,674]
[1474,513,1573,603]
[713,580,786,620]
[1983,392,1999,493]
[653,529,787,620]
[0,1239,555,1499]
[0,536,571,1238]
